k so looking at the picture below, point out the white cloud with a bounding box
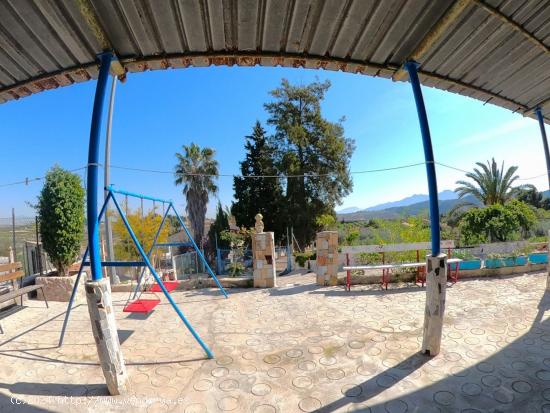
[454,117,534,147]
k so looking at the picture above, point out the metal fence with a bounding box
[172,251,205,279]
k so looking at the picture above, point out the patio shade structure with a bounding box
[2,0,550,394]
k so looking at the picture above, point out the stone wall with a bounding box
[36,272,87,302]
[252,231,277,288]
[316,231,339,286]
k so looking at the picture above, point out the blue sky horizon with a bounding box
[0,65,544,218]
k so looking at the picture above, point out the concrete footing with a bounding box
[85,278,129,395]
[421,253,447,356]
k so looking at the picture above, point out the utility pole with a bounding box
[104,75,120,284]
[11,208,16,263]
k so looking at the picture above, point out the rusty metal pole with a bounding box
[11,208,16,263]
[35,216,43,276]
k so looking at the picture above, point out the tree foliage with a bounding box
[112,207,169,263]
[231,121,285,237]
[264,79,355,246]
[455,158,519,205]
[37,166,85,277]
[459,200,536,244]
[514,184,550,210]
[174,143,218,246]
[208,201,230,250]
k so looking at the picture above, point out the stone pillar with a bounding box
[316,231,339,286]
[421,254,447,356]
[85,278,129,395]
[252,231,277,288]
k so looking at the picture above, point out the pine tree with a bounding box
[264,79,355,246]
[231,121,285,238]
[208,201,230,250]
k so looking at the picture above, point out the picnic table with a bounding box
[343,258,462,291]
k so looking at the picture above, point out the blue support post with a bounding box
[109,193,214,359]
[169,203,228,298]
[107,185,171,204]
[59,192,112,346]
[535,107,550,191]
[216,248,223,275]
[87,52,113,281]
[405,61,441,256]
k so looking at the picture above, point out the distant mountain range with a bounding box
[337,191,481,221]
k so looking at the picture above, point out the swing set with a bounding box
[58,185,228,358]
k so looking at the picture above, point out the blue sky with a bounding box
[0,66,544,218]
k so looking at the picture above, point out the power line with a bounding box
[0,166,87,189]
[110,161,428,178]
[0,161,548,188]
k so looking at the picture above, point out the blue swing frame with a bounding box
[58,186,228,359]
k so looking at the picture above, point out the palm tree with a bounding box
[174,143,219,246]
[455,158,519,206]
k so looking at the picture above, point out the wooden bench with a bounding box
[343,258,462,290]
[341,241,460,291]
[0,262,48,333]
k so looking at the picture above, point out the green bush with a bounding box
[37,166,85,277]
[226,262,245,277]
[294,252,316,267]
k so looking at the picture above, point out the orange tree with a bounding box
[112,207,169,267]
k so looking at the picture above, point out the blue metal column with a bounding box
[405,61,441,256]
[535,107,550,191]
[87,52,113,281]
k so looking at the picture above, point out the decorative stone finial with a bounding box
[255,213,264,233]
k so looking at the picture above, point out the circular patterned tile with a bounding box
[341,384,362,398]
[252,383,272,396]
[349,340,365,349]
[538,370,550,381]
[253,404,277,413]
[493,389,514,404]
[327,368,345,380]
[184,403,207,413]
[239,365,257,375]
[263,355,281,364]
[298,361,316,371]
[308,346,323,354]
[211,367,229,378]
[511,361,528,371]
[298,398,321,412]
[242,351,256,360]
[268,367,286,378]
[293,376,313,389]
[320,356,337,366]
[511,380,532,394]
[384,399,408,413]
[217,356,234,366]
[461,383,482,397]
[434,390,455,406]
[219,379,239,392]
[193,379,213,392]
[376,374,397,388]
[218,396,239,411]
[481,375,501,388]
[357,364,376,377]
[476,362,494,373]
[286,349,303,358]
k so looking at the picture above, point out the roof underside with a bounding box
[1,0,549,122]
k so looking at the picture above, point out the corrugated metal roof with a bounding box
[0,0,549,122]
